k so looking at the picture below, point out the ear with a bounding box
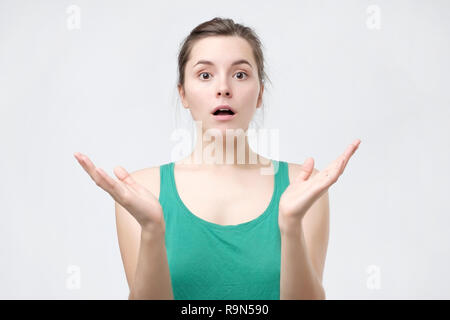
[256,83,264,109]
[178,84,189,109]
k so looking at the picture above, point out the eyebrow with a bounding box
[193,59,253,69]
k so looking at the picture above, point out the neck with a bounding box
[181,125,271,169]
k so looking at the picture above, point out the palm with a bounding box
[74,152,164,229]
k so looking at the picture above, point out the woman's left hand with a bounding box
[278,139,361,231]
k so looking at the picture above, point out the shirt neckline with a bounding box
[169,159,280,231]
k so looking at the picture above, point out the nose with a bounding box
[217,91,231,97]
[217,81,231,98]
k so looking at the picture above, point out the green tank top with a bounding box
[158,159,290,300]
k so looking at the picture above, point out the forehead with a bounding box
[188,36,255,67]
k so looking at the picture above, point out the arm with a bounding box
[74,152,174,300]
[280,230,326,300]
[129,224,173,300]
[116,201,174,300]
[114,168,174,300]
[279,165,330,300]
[279,205,328,299]
[279,140,359,299]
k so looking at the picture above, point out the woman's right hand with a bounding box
[73,152,164,231]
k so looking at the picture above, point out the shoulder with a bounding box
[129,165,161,199]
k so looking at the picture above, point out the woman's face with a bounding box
[178,36,264,134]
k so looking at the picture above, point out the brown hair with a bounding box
[176,16,272,92]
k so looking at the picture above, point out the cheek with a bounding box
[190,85,208,99]
[184,83,210,106]
[237,82,260,102]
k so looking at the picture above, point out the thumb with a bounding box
[114,166,137,187]
[295,157,315,182]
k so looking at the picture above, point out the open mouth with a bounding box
[213,109,235,116]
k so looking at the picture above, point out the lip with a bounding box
[211,113,237,121]
[211,105,236,115]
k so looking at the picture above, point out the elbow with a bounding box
[128,290,174,300]
[317,287,326,300]
[308,286,326,300]
[307,291,326,300]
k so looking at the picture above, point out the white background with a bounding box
[1,0,449,299]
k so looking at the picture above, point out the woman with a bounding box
[74,17,360,300]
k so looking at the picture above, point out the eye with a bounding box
[234,71,248,80]
[199,72,211,80]
[198,71,249,81]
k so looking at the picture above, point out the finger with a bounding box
[294,157,314,182]
[74,152,127,198]
[95,167,129,200]
[74,152,101,182]
[320,154,345,183]
[341,139,361,173]
[114,166,139,188]
[307,139,361,187]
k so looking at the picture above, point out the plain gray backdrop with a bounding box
[1,0,449,299]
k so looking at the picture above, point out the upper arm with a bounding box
[288,162,330,284]
[114,166,160,293]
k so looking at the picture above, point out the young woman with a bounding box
[74,17,360,300]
